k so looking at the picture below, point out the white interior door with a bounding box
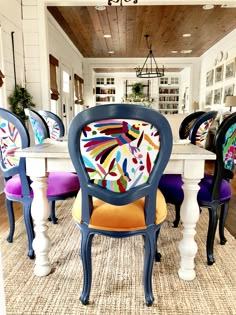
[61,64,73,134]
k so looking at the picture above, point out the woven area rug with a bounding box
[1,198,236,315]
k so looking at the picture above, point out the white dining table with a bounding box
[15,140,216,281]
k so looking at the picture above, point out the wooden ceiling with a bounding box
[48,5,236,59]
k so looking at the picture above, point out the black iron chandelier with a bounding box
[108,0,138,6]
[135,35,165,78]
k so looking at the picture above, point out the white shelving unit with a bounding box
[95,77,116,105]
[158,76,180,114]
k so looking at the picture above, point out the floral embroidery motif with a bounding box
[81,119,160,192]
[223,123,236,170]
[42,116,60,140]
[195,118,214,147]
[29,116,45,144]
[0,118,21,170]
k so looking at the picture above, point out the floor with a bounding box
[0,162,235,238]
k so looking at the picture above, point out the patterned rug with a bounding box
[1,199,236,315]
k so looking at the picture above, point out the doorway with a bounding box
[60,63,74,134]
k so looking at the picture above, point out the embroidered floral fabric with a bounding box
[81,119,160,192]
[29,116,45,144]
[43,116,60,140]
[0,118,21,170]
[223,123,236,170]
[195,118,214,147]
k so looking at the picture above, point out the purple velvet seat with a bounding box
[159,112,236,265]
[159,174,231,206]
[5,172,80,198]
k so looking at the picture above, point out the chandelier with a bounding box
[135,35,165,78]
[108,0,138,6]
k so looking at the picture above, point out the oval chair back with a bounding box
[179,111,206,139]
[68,103,173,306]
[25,108,49,144]
[189,110,218,147]
[38,110,65,140]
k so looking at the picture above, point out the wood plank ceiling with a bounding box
[47,5,236,71]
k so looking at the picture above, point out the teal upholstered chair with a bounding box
[68,104,172,306]
[0,108,80,258]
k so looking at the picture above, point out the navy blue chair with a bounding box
[38,110,65,140]
[159,112,235,265]
[0,108,80,258]
[68,104,172,306]
[179,111,205,139]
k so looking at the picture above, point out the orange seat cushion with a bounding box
[72,189,167,232]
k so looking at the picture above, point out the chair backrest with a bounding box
[68,104,173,226]
[212,112,236,199]
[0,108,31,195]
[38,110,65,139]
[179,111,206,139]
[189,111,218,147]
[25,109,50,144]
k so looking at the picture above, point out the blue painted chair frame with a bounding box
[68,103,173,306]
[159,111,235,265]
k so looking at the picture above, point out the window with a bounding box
[49,54,59,100]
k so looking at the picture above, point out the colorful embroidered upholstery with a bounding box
[223,123,236,170]
[68,104,173,306]
[27,110,49,144]
[0,118,21,170]
[189,111,218,148]
[179,111,205,139]
[159,112,236,266]
[0,108,80,259]
[38,110,65,140]
[194,118,214,147]
[81,119,160,192]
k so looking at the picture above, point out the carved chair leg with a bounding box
[80,229,94,305]
[48,200,58,224]
[219,202,229,245]
[23,201,35,259]
[173,204,181,227]
[6,199,15,243]
[207,206,218,265]
[143,231,155,307]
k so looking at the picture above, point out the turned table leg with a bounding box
[178,160,204,281]
[31,176,51,277]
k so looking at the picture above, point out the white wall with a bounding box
[200,28,236,112]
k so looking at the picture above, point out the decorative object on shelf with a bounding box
[225,95,236,111]
[8,84,35,123]
[135,35,164,78]
[108,0,138,6]
[131,82,144,97]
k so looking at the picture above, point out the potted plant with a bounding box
[131,82,144,98]
[8,84,35,123]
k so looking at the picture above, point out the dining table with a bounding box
[15,139,216,281]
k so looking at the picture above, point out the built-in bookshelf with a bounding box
[158,76,180,114]
[95,77,116,105]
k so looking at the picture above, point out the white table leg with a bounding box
[30,176,51,277]
[178,160,204,281]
